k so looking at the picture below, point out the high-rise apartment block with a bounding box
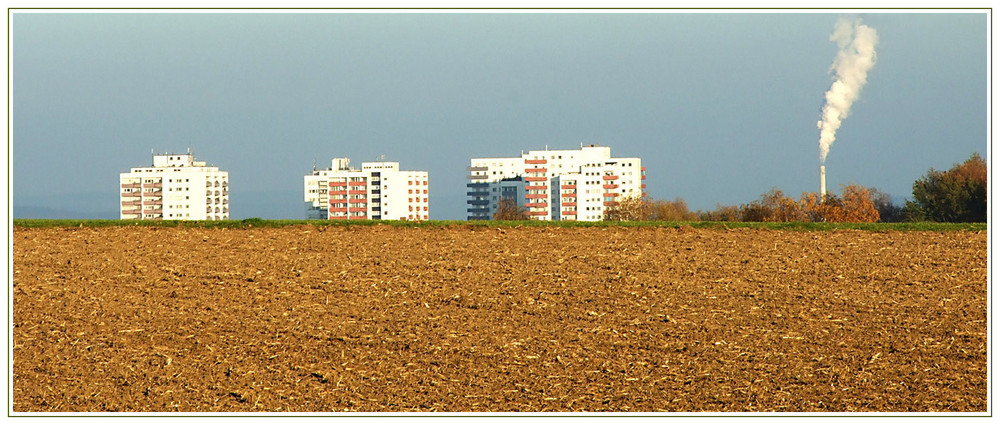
[467,145,645,221]
[304,158,429,220]
[120,153,229,220]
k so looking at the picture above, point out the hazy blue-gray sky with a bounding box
[12,12,987,220]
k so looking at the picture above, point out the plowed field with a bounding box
[12,225,987,412]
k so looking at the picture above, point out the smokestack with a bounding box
[820,165,827,198]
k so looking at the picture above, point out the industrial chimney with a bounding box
[820,165,827,199]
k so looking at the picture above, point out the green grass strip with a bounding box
[11,218,987,232]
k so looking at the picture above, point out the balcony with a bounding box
[467,166,488,172]
[121,200,141,207]
[348,181,368,186]
[467,174,488,180]
[329,181,349,187]
[562,210,577,216]
[348,190,367,195]
[603,184,619,189]
[467,199,490,206]
[524,176,547,182]
[603,201,619,207]
[560,184,576,190]
[467,182,489,188]
[329,190,348,196]
[142,200,163,206]
[562,202,577,207]
[524,159,547,165]
[525,185,547,190]
[526,211,548,216]
[121,208,141,215]
[602,175,619,181]
[467,207,490,214]
[604,192,620,197]
[561,193,577,198]
[121,192,141,198]
[525,202,548,208]
[525,194,547,199]
[142,182,162,189]
[121,183,141,189]
[525,168,547,173]
[467,191,488,197]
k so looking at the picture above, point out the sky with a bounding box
[10,11,988,220]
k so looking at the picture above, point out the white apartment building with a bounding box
[467,145,645,221]
[120,153,230,220]
[304,158,429,221]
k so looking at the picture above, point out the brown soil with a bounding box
[12,225,987,412]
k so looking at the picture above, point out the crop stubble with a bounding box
[12,225,986,412]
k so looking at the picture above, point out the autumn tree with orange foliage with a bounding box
[604,195,652,221]
[904,153,986,222]
[492,197,528,221]
[733,186,881,223]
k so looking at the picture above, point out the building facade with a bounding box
[467,145,645,221]
[304,158,429,220]
[120,153,229,220]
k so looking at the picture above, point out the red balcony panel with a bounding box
[348,181,368,186]
[560,185,576,190]
[328,190,348,196]
[562,202,577,207]
[602,175,619,181]
[641,184,647,189]
[641,166,646,171]
[121,183,141,189]
[348,215,368,220]
[525,202,548,208]
[526,211,548,216]
[603,201,619,206]
[641,175,646,180]
[525,185,548,190]
[350,198,368,204]
[604,192,620,197]
[561,193,577,198]
[562,211,577,215]
[525,194,548,199]
[602,184,619,189]
[121,192,141,197]
[329,181,348,187]
[329,207,349,213]
[524,176,548,182]
[524,159,547,165]
[348,190,367,195]
[328,215,348,220]
[142,183,163,188]
[525,168,548,173]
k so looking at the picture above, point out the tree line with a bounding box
[496,153,986,223]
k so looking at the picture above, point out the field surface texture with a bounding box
[12,225,987,412]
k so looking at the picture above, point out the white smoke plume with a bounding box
[817,17,878,163]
